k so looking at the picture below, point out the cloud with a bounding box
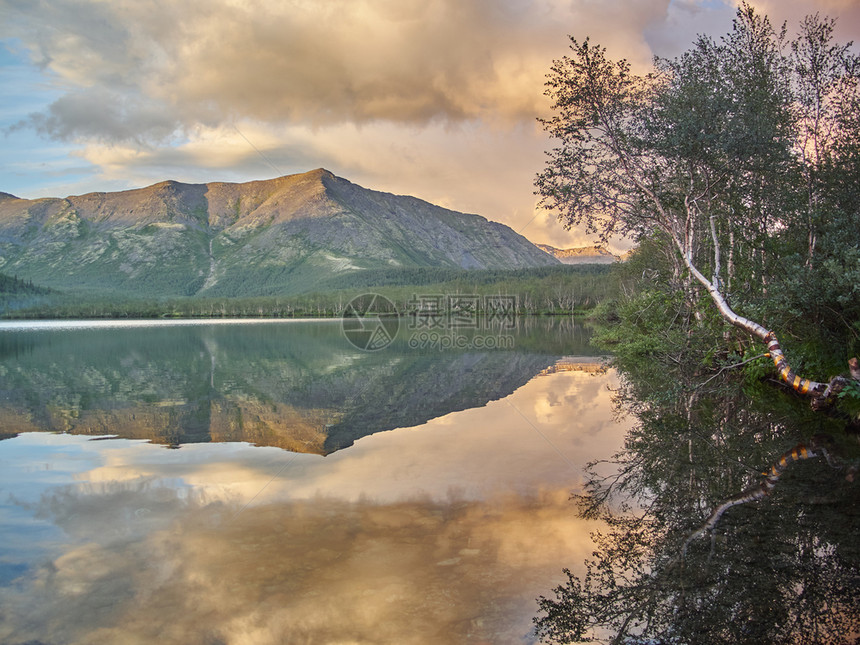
[2,0,676,144]
[747,0,860,42]
[4,0,858,249]
[4,1,524,140]
[24,88,177,141]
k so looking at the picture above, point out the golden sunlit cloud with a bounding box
[3,0,858,250]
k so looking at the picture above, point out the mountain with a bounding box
[0,169,558,298]
[536,243,620,265]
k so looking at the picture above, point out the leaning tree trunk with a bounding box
[671,227,854,405]
[666,222,859,554]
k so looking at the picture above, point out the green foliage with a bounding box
[593,288,685,355]
[4,264,618,320]
[836,379,860,421]
[535,6,860,641]
[0,272,50,295]
[838,379,860,399]
[542,0,859,395]
[0,271,54,314]
[537,2,858,339]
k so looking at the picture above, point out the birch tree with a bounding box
[536,3,860,404]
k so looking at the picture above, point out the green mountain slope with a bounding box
[0,169,557,297]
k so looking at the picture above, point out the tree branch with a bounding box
[709,214,722,294]
[665,228,858,403]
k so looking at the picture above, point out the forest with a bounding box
[0,264,614,319]
[532,4,860,644]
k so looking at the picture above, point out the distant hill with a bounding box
[536,243,620,265]
[0,169,558,298]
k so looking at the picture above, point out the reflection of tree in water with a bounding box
[534,359,860,644]
[529,2,860,636]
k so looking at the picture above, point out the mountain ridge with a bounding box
[536,243,620,264]
[0,169,558,298]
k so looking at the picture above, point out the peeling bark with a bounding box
[669,226,855,407]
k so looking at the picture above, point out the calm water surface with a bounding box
[0,318,629,645]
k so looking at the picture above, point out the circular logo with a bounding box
[341,293,399,351]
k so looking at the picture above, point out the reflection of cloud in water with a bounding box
[531,371,606,431]
[2,484,601,645]
[0,370,631,644]
[76,369,627,504]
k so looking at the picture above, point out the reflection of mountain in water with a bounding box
[0,319,597,454]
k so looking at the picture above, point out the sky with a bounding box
[1,1,859,251]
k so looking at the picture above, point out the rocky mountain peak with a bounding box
[0,170,557,298]
[536,243,620,264]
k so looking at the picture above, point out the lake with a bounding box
[0,317,630,644]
